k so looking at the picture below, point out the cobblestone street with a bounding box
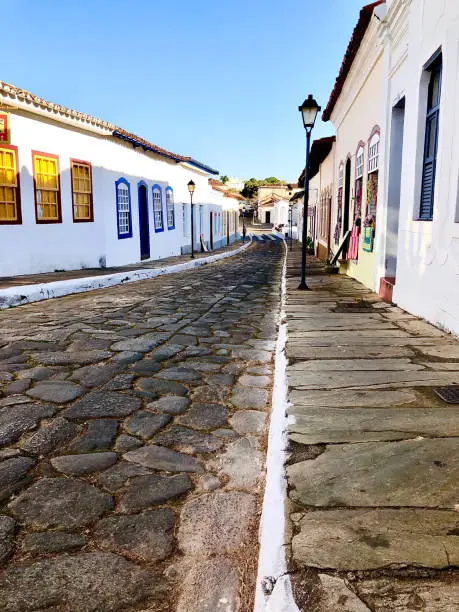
[0,242,283,612]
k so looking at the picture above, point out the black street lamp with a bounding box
[187,180,195,259]
[298,94,321,290]
[288,203,294,251]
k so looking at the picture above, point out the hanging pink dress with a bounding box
[348,225,360,260]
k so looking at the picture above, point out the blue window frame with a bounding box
[152,184,164,232]
[115,177,132,239]
[166,186,175,230]
[420,52,442,220]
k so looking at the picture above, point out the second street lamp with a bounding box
[298,94,321,290]
[187,180,195,259]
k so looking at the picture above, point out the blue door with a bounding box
[138,184,150,260]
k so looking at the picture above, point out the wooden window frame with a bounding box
[152,184,164,232]
[419,54,442,221]
[165,186,175,230]
[0,144,22,225]
[115,177,132,239]
[368,128,380,174]
[71,158,94,223]
[32,150,62,224]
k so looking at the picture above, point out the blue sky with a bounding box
[3,0,364,182]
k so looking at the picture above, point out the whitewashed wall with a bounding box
[381,0,459,335]
[0,111,233,276]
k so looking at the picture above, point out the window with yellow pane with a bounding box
[0,145,22,224]
[32,151,61,223]
[71,160,93,222]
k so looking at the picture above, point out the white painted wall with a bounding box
[0,110,236,276]
[379,0,459,335]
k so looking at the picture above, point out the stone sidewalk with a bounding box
[0,242,283,611]
[284,247,459,611]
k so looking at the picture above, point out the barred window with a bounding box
[71,160,93,221]
[0,145,21,224]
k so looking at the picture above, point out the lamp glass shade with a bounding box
[187,180,196,194]
[299,94,321,129]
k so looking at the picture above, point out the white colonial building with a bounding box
[0,82,239,277]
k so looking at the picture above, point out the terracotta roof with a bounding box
[322,1,384,122]
[298,136,336,184]
[224,191,245,201]
[0,80,218,173]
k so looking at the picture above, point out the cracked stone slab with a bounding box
[19,417,77,455]
[51,452,118,475]
[63,391,141,419]
[288,369,459,390]
[318,574,371,611]
[289,358,423,371]
[414,345,459,359]
[8,477,113,529]
[0,403,56,447]
[288,406,459,443]
[119,473,192,512]
[176,556,240,612]
[178,490,256,556]
[96,460,152,493]
[0,515,16,563]
[0,552,167,611]
[94,508,175,562]
[292,509,459,570]
[286,344,416,360]
[124,444,202,472]
[26,380,85,403]
[288,388,428,408]
[354,576,459,611]
[68,419,118,452]
[287,438,459,508]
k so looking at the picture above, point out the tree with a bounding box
[220,175,229,184]
[263,176,285,185]
[241,178,260,200]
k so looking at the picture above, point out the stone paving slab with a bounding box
[292,509,459,570]
[288,438,458,507]
[288,406,459,443]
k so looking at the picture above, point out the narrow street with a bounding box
[0,241,283,612]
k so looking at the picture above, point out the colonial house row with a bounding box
[297,0,459,336]
[0,82,239,277]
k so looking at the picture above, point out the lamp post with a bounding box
[288,203,294,251]
[187,180,195,259]
[298,94,321,290]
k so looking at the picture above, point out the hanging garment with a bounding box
[348,225,360,260]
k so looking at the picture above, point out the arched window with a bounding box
[355,144,364,218]
[368,132,380,173]
[152,184,164,232]
[165,186,175,229]
[115,178,132,239]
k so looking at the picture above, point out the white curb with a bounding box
[0,237,252,309]
[254,239,300,612]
